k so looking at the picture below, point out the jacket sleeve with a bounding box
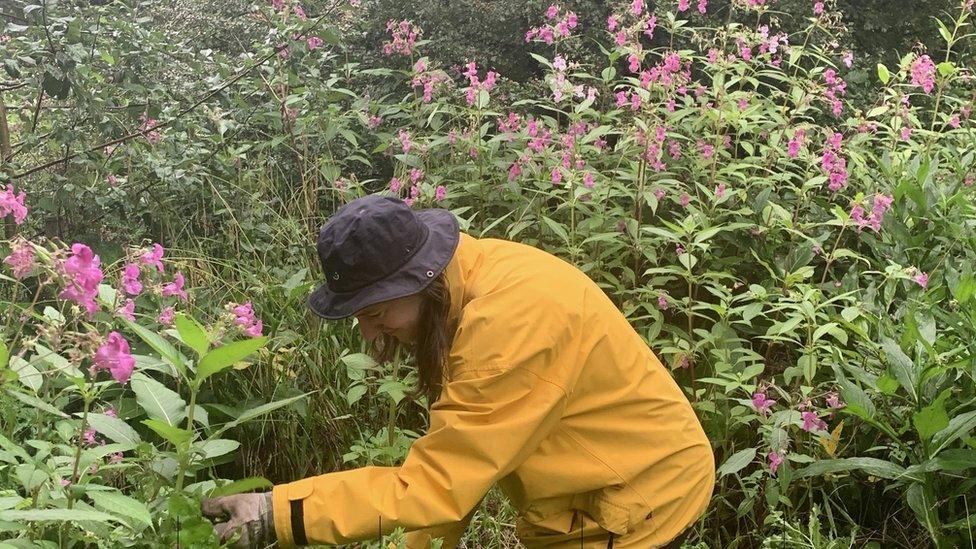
[270,351,569,546]
[403,500,480,549]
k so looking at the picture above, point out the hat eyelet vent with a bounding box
[332,273,340,280]
[426,270,434,278]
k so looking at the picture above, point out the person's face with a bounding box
[353,293,424,345]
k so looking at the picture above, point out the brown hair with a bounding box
[370,273,452,404]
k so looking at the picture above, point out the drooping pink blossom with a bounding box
[679,193,691,207]
[158,306,175,326]
[122,263,142,295]
[116,299,136,322]
[768,451,784,475]
[654,188,666,200]
[813,1,824,14]
[801,410,828,432]
[3,240,35,279]
[913,271,929,288]
[910,54,937,93]
[631,0,645,16]
[140,244,165,273]
[678,0,690,11]
[752,392,776,416]
[715,183,727,199]
[583,172,595,189]
[787,128,806,158]
[698,0,708,13]
[389,177,403,193]
[92,332,135,384]
[307,36,323,50]
[435,185,447,201]
[657,293,668,310]
[162,272,188,301]
[607,14,619,31]
[825,392,844,409]
[59,243,104,316]
[0,184,28,225]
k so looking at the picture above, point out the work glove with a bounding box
[202,492,276,548]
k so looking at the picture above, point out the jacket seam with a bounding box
[559,427,653,513]
[451,364,570,396]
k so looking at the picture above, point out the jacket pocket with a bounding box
[286,477,315,501]
[583,490,652,536]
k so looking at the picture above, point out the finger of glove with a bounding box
[201,496,234,518]
[215,519,247,543]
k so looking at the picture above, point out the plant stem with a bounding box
[67,396,92,509]
[175,387,198,493]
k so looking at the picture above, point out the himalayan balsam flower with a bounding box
[913,271,929,288]
[390,177,403,193]
[821,133,849,191]
[850,194,894,233]
[787,128,806,158]
[583,172,595,189]
[59,244,104,316]
[83,428,97,446]
[654,188,666,200]
[752,392,776,416]
[435,185,447,201]
[140,243,165,273]
[162,272,189,301]
[678,0,690,11]
[949,116,961,129]
[631,0,644,15]
[122,263,142,295]
[3,241,35,279]
[843,51,854,68]
[715,183,727,199]
[801,410,828,432]
[911,54,937,93]
[0,184,28,225]
[607,14,619,31]
[116,299,136,322]
[768,451,784,475]
[679,193,691,207]
[307,36,323,50]
[825,392,844,409]
[698,0,708,13]
[92,332,135,384]
[813,1,824,14]
[657,294,668,310]
[158,306,175,326]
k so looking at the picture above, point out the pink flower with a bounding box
[657,294,668,310]
[843,51,854,68]
[825,392,844,409]
[546,4,558,19]
[631,0,644,15]
[678,0,690,11]
[715,183,727,199]
[752,392,776,416]
[821,133,849,192]
[698,0,708,13]
[122,263,142,295]
[654,188,666,200]
[389,177,403,193]
[813,1,824,14]
[583,172,595,189]
[140,243,165,273]
[911,54,937,93]
[3,240,35,279]
[233,301,256,327]
[307,36,323,50]
[738,98,749,110]
[397,129,412,153]
[367,115,383,129]
[949,115,961,129]
[913,271,929,288]
[787,128,805,158]
[162,272,188,301]
[244,320,263,338]
[108,452,124,464]
[104,406,117,418]
[679,193,691,207]
[607,14,619,31]
[83,428,98,446]
[435,185,447,201]
[116,299,136,321]
[551,166,563,185]
[107,174,118,187]
[0,184,28,225]
[92,332,135,384]
[59,243,104,316]
[272,0,284,10]
[851,194,894,232]
[801,410,828,432]
[553,55,567,71]
[615,30,628,46]
[628,54,640,73]
[158,306,175,326]
[768,451,784,475]
[901,126,913,140]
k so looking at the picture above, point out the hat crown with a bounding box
[316,195,429,293]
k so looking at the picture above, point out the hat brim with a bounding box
[306,208,460,320]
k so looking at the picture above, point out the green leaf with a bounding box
[86,413,141,445]
[130,373,187,427]
[195,337,267,385]
[0,340,7,370]
[877,63,890,84]
[123,320,187,378]
[88,491,152,526]
[913,389,951,442]
[931,410,976,455]
[211,394,309,438]
[10,356,42,392]
[937,61,956,77]
[794,457,905,480]
[174,314,210,357]
[208,477,273,498]
[881,337,917,403]
[0,508,123,524]
[717,447,757,477]
[3,389,68,418]
[142,419,192,447]
[192,439,240,461]
[33,344,81,377]
[346,384,367,406]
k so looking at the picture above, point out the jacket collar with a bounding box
[442,232,481,335]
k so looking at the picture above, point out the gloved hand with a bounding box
[202,492,276,548]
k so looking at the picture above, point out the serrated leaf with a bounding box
[881,337,917,403]
[192,439,239,461]
[88,491,151,526]
[794,457,905,479]
[174,314,210,357]
[195,337,267,385]
[211,394,309,438]
[0,508,123,524]
[931,410,976,456]
[914,389,951,442]
[0,340,7,370]
[4,389,68,418]
[142,419,192,447]
[86,413,141,445]
[717,447,757,477]
[123,320,187,378]
[130,373,186,427]
[10,356,42,392]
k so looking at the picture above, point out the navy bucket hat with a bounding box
[307,195,460,320]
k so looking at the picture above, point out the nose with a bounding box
[357,318,383,343]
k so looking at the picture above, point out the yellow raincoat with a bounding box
[272,233,714,548]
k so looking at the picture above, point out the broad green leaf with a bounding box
[794,457,905,480]
[913,389,951,442]
[174,314,210,357]
[0,340,7,370]
[717,447,756,477]
[208,477,273,498]
[142,419,192,447]
[10,356,42,392]
[130,373,187,427]
[86,413,141,445]
[881,337,917,403]
[0,508,123,524]
[4,388,68,418]
[877,63,890,84]
[931,410,976,456]
[33,344,81,377]
[123,320,187,378]
[195,337,267,385]
[211,393,309,438]
[192,439,240,461]
[346,384,367,406]
[88,491,152,526]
